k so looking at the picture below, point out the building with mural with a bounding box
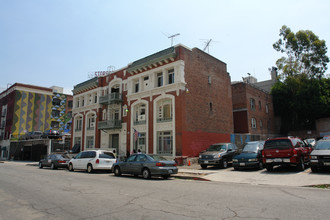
[0,83,72,160]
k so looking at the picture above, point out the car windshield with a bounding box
[264,139,292,149]
[147,155,168,161]
[54,154,70,159]
[99,152,115,159]
[315,141,330,150]
[242,143,259,153]
[207,144,227,151]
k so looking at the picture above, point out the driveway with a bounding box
[177,164,330,187]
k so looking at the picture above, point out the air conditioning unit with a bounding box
[90,122,95,127]
[138,115,146,121]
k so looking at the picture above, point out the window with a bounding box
[157,99,172,122]
[82,97,85,106]
[158,131,173,155]
[51,110,60,118]
[86,136,94,148]
[123,83,127,91]
[94,94,98,103]
[258,101,261,110]
[251,118,257,129]
[102,110,107,120]
[250,98,255,110]
[68,100,73,108]
[168,69,174,84]
[52,98,61,106]
[208,76,211,84]
[88,116,95,129]
[134,80,139,93]
[266,104,269,113]
[51,121,59,128]
[76,117,82,131]
[76,99,80,108]
[260,119,263,128]
[209,102,213,112]
[157,72,163,87]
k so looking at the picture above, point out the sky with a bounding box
[1,0,330,94]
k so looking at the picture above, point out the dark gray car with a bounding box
[310,140,330,172]
[112,154,178,179]
[198,143,238,169]
[39,153,71,169]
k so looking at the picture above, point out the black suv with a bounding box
[198,143,237,169]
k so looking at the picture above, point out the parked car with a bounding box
[262,137,311,171]
[41,129,61,139]
[19,131,43,140]
[323,135,330,140]
[198,143,238,169]
[304,138,316,148]
[112,154,178,179]
[39,153,71,169]
[68,150,116,173]
[310,140,330,172]
[232,141,265,170]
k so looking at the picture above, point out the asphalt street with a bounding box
[1,162,330,220]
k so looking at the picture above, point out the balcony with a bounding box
[99,93,122,105]
[98,120,122,130]
[157,117,172,123]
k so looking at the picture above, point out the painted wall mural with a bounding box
[12,91,52,137]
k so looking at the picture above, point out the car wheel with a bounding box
[266,164,273,171]
[87,164,93,173]
[68,163,74,172]
[162,175,170,180]
[297,157,305,171]
[222,159,228,169]
[50,163,56,170]
[39,162,43,169]
[258,162,264,170]
[114,166,121,176]
[311,166,318,173]
[142,168,151,179]
[201,164,207,169]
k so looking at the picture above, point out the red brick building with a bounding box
[71,44,233,157]
[231,82,278,139]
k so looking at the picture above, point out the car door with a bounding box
[45,155,52,167]
[72,152,83,169]
[121,155,137,174]
[132,154,147,174]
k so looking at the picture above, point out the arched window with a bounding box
[157,99,172,122]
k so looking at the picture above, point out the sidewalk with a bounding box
[175,163,330,187]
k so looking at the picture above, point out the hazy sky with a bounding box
[1,0,330,94]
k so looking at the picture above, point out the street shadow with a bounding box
[307,167,330,176]
[110,174,175,181]
[259,165,310,175]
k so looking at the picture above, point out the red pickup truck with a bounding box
[262,137,312,171]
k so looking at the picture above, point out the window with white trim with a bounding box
[168,69,174,84]
[86,136,94,148]
[157,131,173,155]
[157,99,172,122]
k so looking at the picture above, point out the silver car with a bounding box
[112,154,178,179]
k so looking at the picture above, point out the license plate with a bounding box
[204,161,209,164]
[324,162,330,166]
[240,163,245,166]
[274,158,282,162]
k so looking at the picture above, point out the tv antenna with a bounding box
[168,33,180,46]
[203,39,212,53]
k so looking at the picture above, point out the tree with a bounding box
[273,25,329,79]
[271,26,330,134]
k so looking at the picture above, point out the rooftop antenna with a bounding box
[203,39,212,53]
[168,33,180,46]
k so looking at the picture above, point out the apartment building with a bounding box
[0,83,72,160]
[231,81,278,139]
[72,44,233,157]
